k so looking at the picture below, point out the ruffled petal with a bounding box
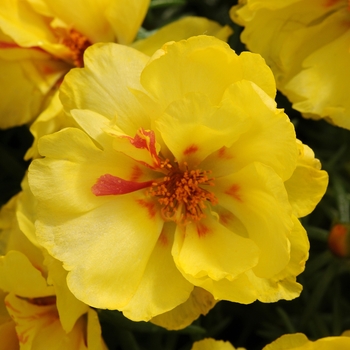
[132,16,233,56]
[156,92,251,166]
[60,43,150,135]
[214,162,292,278]
[284,141,328,218]
[44,0,115,42]
[121,222,194,321]
[192,338,238,350]
[35,193,164,309]
[140,36,276,110]
[150,287,216,330]
[45,255,89,333]
[173,214,259,281]
[105,0,150,45]
[202,81,297,181]
[0,251,54,298]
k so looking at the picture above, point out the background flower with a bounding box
[231,0,350,129]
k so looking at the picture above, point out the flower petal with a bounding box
[141,36,276,110]
[105,0,150,45]
[0,251,54,298]
[150,287,216,330]
[35,193,164,309]
[173,213,259,281]
[45,255,89,333]
[202,81,297,180]
[132,16,233,56]
[156,92,251,166]
[214,162,292,278]
[60,43,150,135]
[121,223,194,321]
[285,141,328,218]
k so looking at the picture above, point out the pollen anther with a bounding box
[149,161,218,224]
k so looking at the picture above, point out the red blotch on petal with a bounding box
[324,0,340,6]
[130,165,143,182]
[225,184,243,202]
[158,231,168,247]
[18,333,30,344]
[218,147,233,160]
[219,211,235,225]
[92,174,153,196]
[137,199,157,219]
[196,223,211,238]
[183,144,199,155]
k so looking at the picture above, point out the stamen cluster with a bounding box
[149,161,218,224]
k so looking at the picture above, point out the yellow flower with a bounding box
[231,0,350,129]
[28,36,328,323]
[0,0,150,129]
[263,332,350,350]
[191,338,244,350]
[0,188,107,350]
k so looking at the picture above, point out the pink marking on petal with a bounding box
[130,165,143,182]
[218,147,233,160]
[92,174,153,196]
[183,144,198,155]
[5,300,20,314]
[324,0,341,7]
[18,333,30,344]
[137,199,157,219]
[196,223,211,238]
[125,128,161,167]
[225,184,243,202]
[158,230,168,246]
[219,211,235,225]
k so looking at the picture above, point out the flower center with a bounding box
[62,29,91,67]
[149,161,218,224]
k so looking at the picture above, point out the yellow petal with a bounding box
[44,0,115,42]
[25,91,76,160]
[0,251,54,298]
[34,192,163,309]
[121,222,193,321]
[29,127,134,215]
[263,332,350,350]
[105,0,150,45]
[140,36,276,110]
[0,319,18,350]
[5,292,88,350]
[60,43,150,135]
[86,309,107,350]
[157,92,251,166]
[285,141,328,218]
[192,338,238,350]
[202,80,297,181]
[173,214,259,281]
[287,26,350,129]
[45,254,89,333]
[0,0,56,47]
[214,162,292,278]
[132,16,233,56]
[150,287,216,330]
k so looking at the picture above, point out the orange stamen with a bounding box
[149,160,218,224]
[62,29,91,67]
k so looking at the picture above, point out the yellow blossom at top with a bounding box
[231,0,350,129]
[28,36,328,323]
[263,332,350,350]
[0,0,150,129]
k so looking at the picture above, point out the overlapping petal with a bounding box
[231,0,350,129]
